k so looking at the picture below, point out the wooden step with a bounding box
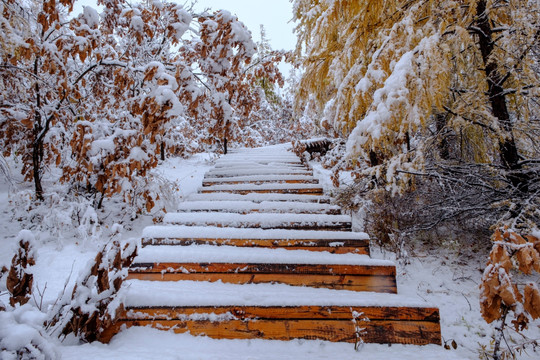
[176,201,342,215]
[103,305,441,345]
[206,168,313,178]
[100,281,441,345]
[202,174,319,186]
[128,262,397,293]
[163,212,352,231]
[187,193,332,203]
[141,226,371,254]
[142,238,369,254]
[200,183,324,195]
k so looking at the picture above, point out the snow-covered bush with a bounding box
[6,230,36,307]
[1,231,59,359]
[0,304,59,360]
[48,237,137,342]
[9,188,102,243]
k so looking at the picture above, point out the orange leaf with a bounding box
[524,283,540,319]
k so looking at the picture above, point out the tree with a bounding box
[1,0,79,200]
[182,10,285,154]
[60,0,193,210]
[292,0,540,230]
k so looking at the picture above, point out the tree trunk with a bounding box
[435,113,450,160]
[160,142,165,161]
[223,137,228,155]
[33,58,44,201]
[475,0,527,192]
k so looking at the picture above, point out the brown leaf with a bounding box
[490,244,512,272]
[524,283,540,319]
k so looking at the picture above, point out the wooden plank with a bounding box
[140,238,370,255]
[202,179,319,186]
[121,305,440,321]
[130,263,395,276]
[105,319,441,344]
[163,221,352,232]
[127,262,396,292]
[126,273,396,293]
[200,188,324,195]
[182,208,342,215]
[100,306,441,345]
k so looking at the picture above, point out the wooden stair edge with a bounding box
[140,238,370,255]
[128,262,396,276]
[99,305,441,345]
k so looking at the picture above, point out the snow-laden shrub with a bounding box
[6,230,36,307]
[0,304,59,360]
[48,235,137,342]
[126,171,179,222]
[9,189,98,241]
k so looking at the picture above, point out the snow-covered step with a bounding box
[200,183,324,195]
[101,281,441,345]
[141,226,370,254]
[128,245,397,293]
[176,200,342,214]
[206,168,313,178]
[187,193,331,203]
[215,155,301,162]
[202,174,318,186]
[163,212,352,231]
[213,161,304,168]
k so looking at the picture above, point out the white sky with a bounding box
[74,1,297,52]
[192,0,296,51]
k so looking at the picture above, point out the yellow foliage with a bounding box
[293,0,540,190]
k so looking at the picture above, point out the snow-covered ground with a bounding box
[1,148,538,359]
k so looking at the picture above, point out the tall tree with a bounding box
[293,0,540,229]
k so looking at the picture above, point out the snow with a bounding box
[120,280,430,308]
[206,167,312,176]
[163,212,351,227]
[200,183,322,191]
[82,6,100,28]
[59,328,463,360]
[133,244,392,266]
[203,174,316,182]
[142,225,369,241]
[187,192,331,202]
[176,200,340,213]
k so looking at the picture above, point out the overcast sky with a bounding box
[74,1,297,52]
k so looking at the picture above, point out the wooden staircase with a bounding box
[101,144,441,345]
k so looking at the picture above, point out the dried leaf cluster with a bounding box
[480,229,540,331]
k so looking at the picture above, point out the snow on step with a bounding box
[132,244,389,266]
[214,161,305,169]
[176,200,341,214]
[215,155,300,162]
[202,174,318,185]
[187,193,330,203]
[120,280,430,308]
[206,168,312,177]
[163,212,351,230]
[142,225,367,241]
[200,183,323,194]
